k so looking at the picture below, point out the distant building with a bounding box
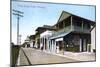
[23,35,35,48]
[29,35,35,48]
[24,36,30,48]
[34,25,55,49]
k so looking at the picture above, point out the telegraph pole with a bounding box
[19,35,22,45]
[13,9,23,45]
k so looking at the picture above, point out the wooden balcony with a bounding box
[52,25,90,37]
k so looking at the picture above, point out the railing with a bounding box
[52,26,71,36]
[52,25,90,37]
[72,25,90,33]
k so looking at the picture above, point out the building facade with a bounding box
[29,35,35,48]
[40,30,53,51]
[24,36,30,48]
[91,26,96,53]
[34,25,55,49]
[49,11,95,53]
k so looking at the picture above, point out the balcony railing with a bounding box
[52,25,90,37]
[72,25,90,33]
[52,26,71,36]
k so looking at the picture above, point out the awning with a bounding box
[50,31,71,39]
[55,38,63,41]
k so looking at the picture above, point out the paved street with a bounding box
[18,48,78,65]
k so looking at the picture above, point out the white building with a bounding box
[29,40,34,48]
[91,26,96,53]
[24,35,35,48]
[40,30,53,52]
[24,36,30,48]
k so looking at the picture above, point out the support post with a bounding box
[43,37,45,51]
[71,16,73,30]
[51,40,53,52]
[50,40,52,51]
[54,40,56,53]
[80,38,82,52]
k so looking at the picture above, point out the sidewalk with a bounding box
[44,50,96,61]
[28,48,96,61]
[17,48,30,66]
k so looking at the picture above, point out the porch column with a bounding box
[42,38,43,48]
[62,41,64,55]
[40,38,41,49]
[71,16,73,30]
[50,40,52,52]
[83,39,86,51]
[47,37,49,51]
[44,37,46,50]
[46,36,48,51]
[43,37,45,50]
[51,40,54,52]
[80,38,82,52]
[41,38,43,49]
[52,40,54,52]
[54,40,56,53]
[52,40,56,53]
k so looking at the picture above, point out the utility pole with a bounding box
[13,9,23,45]
[19,35,22,45]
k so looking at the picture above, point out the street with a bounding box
[18,48,78,66]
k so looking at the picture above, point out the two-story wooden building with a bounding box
[50,11,95,53]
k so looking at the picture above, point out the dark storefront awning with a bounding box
[50,31,71,39]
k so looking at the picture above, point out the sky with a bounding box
[11,1,95,45]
